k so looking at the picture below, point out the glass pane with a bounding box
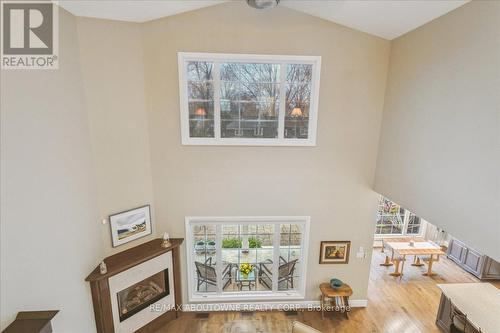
[187,61,213,81]
[221,101,279,138]
[188,81,213,100]
[221,82,280,102]
[192,224,216,293]
[187,61,214,139]
[220,224,241,293]
[219,224,275,293]
[188,101,214,138]
[256,248,274,263]
[220,63,280,139]
[278,223,302,291]
[117,269,169,321]
[193,224,216,236]
[285,64,312,139]
[221,63,280,83]
[375,196,404,235]
[255,234,273,247]
[280,233,301,246]
[287,64,312,83]
[191,221,307,295]
[221,224,239,236]
[222,235,242,249]
[375,196,423,236]
[406,214,421,234]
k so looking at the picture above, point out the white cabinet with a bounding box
[447,238,500,280]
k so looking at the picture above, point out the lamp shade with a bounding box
[290,107,302,117]
[195,107,206,116]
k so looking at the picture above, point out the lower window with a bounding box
[185,216,309,301]
[375,196,425,236]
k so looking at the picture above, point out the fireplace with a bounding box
[117,268,170,322]
[86,238,183,333]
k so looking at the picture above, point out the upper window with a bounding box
[178,53,321,146]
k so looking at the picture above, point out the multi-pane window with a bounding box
[186,62,214,138]
[406,214,422,234]
[186,217,309,301]
[285,64,312,139]
[220,63,280,139]
[179,53,321,146]
[375,196,425,236]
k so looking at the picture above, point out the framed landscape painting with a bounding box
[109,205,152,247]
[319,241,351,264]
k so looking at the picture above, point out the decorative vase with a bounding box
[330,278,343,290]
[99,261,107,275]
[242,272,249,279]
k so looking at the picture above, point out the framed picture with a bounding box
[319,241,351,264]
[109,205,152,247]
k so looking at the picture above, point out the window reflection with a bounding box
[285,64,312,139]
[187,61,215,138]
[220,63,280,138]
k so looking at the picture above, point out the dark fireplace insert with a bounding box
[117,269,170,322]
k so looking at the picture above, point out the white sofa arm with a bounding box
[291,321,321,333]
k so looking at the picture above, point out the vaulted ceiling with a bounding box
[59,0,469,40]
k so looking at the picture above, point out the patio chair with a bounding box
[194,257,232,291]
[258,256,298,290]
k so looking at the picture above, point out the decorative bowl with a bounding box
[330,278,343,290]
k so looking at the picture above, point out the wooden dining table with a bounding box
[384,241,445,277]
[380,237,425,266]
[381,236,426,254]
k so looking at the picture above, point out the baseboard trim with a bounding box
[182,299,368,312]
[348,299,368,307]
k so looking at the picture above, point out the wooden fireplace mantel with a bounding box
[86,238,183,282]
[86,238,184,333]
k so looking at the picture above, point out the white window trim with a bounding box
[178,52,322,146]
[373,217,428,240]
[184,216,310,303]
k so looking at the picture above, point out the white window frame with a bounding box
[374,212,428,240]
[184,216,310,303]
[178,52,321,146]
[373,196,428,240]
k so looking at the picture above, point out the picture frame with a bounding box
[109,205,152,247]
[319,241,351,264]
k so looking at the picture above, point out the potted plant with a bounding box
[206,240,216,255]
[239,262,253,279]
[194,240,205,255]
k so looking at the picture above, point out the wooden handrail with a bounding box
[2,311,58,333]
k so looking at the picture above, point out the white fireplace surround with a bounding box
[108,252,175,333]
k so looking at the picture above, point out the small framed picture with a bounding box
[319,241,351,264]
[109,205,152,247]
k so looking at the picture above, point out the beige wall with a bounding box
[76,17,156,254]
[4,1,497,330]
[374,1,500,261]
[142,2,390,301]
[0,10,103,331]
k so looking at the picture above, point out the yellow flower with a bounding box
[239,263,253,274]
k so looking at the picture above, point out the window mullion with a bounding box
[277,62,287,140]
[216,224,222,294]
[272,224,280,292]
[403,210,410,235]
[213,62,221,139]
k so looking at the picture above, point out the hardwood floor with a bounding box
[157,248,499,333]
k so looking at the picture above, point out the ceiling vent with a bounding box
[247,0,280,10]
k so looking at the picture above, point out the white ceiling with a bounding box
[59,0,470,40]
[282,0,469,39]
